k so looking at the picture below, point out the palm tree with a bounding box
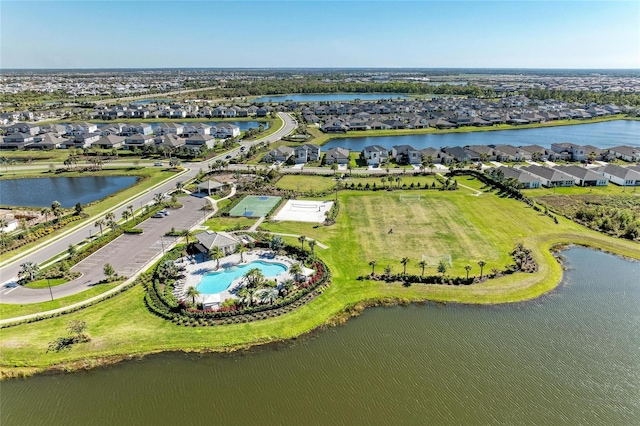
[437,260,448,276]
[121,210,131,223]
[18,261,39,282]
[181,229,194,246]
[369,259,377,275]
[280,278,295,296]
[396,176,402,188]
[257,287,279,305]
[154,193,164,206]
[400,257,409,274]
[237,286,251,307]
[236,244,248,263]
[465,265,472,280]
[40,207,51,221]
[185,286,201,306]
[127,205,134,219]
[478,261,486,279]
[418,260,427,277]
[209,246,224,269]
[51,200,62,222]
[381,176,386,188]
[94,219,105,236]
[269,235,285,253]
[308,240,316,256]
[175,181,184,192]
[243,268,265,288]
[289,262,303,282]
[298,235,306,251]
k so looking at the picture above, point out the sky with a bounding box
[1,1,639,69]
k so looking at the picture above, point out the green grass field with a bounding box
[276,175,338,192]
[1,177,639,377]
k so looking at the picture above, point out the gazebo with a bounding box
[196,179,227,195]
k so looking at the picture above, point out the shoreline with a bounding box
[311,115,638,146]
[2,238,638,380]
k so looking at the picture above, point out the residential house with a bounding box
[183,123,212,136]
[185,134,216,150]
[263,146,294,163]
[520,145,549,161]
[212,123,240,139]
[71,133,101,149]
[420,147,453,165]
[320,119,348,133]
[124,134,155,150]
[467,145,496,161]
[154,134,185,150]
[93,135,125,149]
[67,122,98,136]
[155,122,184,136]
[596,164,640,186]
[28,133,67,150]
[1,133,35,150]
[551,143,587,161]
[494,144,528,162]
[121,123,153,136]
[495,166,542,189]
[608,146,640,162]
[294,144,321,164]
[362,145,389,166]
[392,145,422,164]
[324,147,350,165]
[521,165,575,187]
[554,165,608,186]
[4,123,40,136]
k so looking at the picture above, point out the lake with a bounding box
[253,93,412,102]
[0,176,139,208]
[323,119,640,151]
[1,247,638,425]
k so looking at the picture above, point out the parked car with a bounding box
[152,213,165,218]
[225,154,232,159]
[154,162,163,166]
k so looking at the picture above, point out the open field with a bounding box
[1,177,639,376]
[276,175,338,192]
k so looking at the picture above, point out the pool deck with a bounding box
[175,250,313,306]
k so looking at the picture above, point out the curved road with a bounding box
[0,112,296,303]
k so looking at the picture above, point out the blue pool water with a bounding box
[197,261,288,294]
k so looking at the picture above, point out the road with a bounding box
[0,112,296,303]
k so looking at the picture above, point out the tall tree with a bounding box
[289,262,303,282]
[369,259,377,275]
[464,265,472,280]
[209,246,224,269]
[437,260,448,276]
[400,257,409,274]
[185,286,201,306]
[236,244,248,263]
[308,239,316,256]
[94,219,105,236]
[18,261,39,282]
[298,235,306,251]
[418,260,427,277]
[478,261,486,279]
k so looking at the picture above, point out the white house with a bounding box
[212,123,240,139]
[362,145,389,166]
[597,164,640,186]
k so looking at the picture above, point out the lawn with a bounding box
[2,177,639,376]
[0,282,120,320]
[203,216,257,232]
[276,175,338,193]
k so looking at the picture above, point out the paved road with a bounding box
[0,112,295,303]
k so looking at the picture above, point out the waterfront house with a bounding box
[155,122,184,136]
[324,147,350,165]
[212,123,240,139]
[68,122,98,135]
[263,146,294,163]
[185,134,216,150]
[392,145,422,164]
[71,132,101,149]
[554,165,608,186]
[494,145,528,162]
[551,143,587,161]
[294,144,321,164]
[362,145,389,166]
[28,133,68,150]
[121,123,153,137]
[608,146,640,162]
[521,165,575,187]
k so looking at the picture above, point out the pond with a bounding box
[0,176,139,208]
[1,247,638,424]
[323,119,640,151]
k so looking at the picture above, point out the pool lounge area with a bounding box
[175,250,314,309]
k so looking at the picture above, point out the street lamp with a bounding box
[160,235,166,256]
[47,278,54,301]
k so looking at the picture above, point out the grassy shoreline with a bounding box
[305,115,637,146]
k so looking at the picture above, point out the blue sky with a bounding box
[1,1,639,69]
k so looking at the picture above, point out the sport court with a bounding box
[229,195,282,217]
[273,199,334,223]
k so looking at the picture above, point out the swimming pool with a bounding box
[196,261,288,294]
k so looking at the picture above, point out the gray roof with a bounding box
[195,231,238,251]
[521,165,575,182]
[601,164,640,180]
[497,166,541,184]
[554,165,605,181]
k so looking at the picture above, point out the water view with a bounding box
[1,247,638,424]
[323,119,640,151]
[0,176,138,208]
